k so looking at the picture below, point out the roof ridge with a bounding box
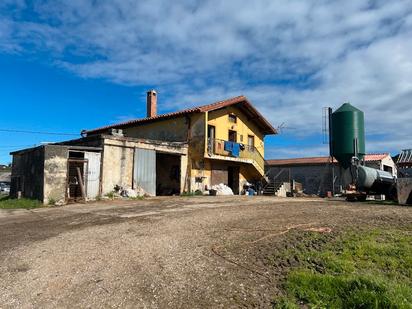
[85,95,276,135]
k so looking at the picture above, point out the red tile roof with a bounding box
[266,153,390,166]
[85,95,277,135]
[265,156,334,166]
[364,153,389,161]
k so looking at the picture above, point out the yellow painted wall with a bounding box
[207,106,265,158]
[124,116,188,142]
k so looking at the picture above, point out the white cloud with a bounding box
[1,0,412,156]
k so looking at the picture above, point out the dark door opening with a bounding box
[67,159,87,202]
[228,130,237,142]
[228,166,240,195]
[156,153,181,195]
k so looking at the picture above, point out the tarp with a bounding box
[224,141,240,157]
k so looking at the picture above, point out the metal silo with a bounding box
[331,103,365,169]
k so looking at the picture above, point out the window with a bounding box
[208,125,215,139]
[228,130,237,142]
[248,135,255,148]
[228,113,237,123]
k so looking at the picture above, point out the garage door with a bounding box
[133,148,156,196]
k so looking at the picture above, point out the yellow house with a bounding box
[85,91,277,195]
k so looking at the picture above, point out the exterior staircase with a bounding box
[262,168,291,196]
[263,180,283,195]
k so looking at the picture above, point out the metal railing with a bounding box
[207,138,265,172]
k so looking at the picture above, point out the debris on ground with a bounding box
[121,187,145,198]
[211,183,234,195]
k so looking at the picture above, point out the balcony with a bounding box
[207,138,265,175]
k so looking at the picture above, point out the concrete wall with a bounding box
[101,136,188,195]
[188,113,207,192]
[43,145,68,204]
[266,164,340,196]
[11,146,45,201]
[101,142,134,194]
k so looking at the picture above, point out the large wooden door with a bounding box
[133,148,156,196]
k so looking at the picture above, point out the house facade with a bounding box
[10,92,276,203]
[85,92,276,195]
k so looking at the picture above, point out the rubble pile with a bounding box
[211,183,234,196]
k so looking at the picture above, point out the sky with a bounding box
[1,0,412,164]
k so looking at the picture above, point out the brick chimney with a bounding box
[146,90,157,118]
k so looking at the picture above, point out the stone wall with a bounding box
[43,145,69,204]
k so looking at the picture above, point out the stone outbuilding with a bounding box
[10,135,188,204]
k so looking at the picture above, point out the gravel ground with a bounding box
[0,196,411,308]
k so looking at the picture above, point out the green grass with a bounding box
[0,195,43,209]
[273,228,412,308]
[181,190,204,197]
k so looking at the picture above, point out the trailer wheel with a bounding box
[346,195,357,202]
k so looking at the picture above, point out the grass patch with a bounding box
[128,196,145,200]
[0,195,43,209]
[181,190,203,197]
[273,228,412,308]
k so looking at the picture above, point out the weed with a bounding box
[105,191,116,199]
[181,190,203,197]
[48,198,56,206]
[0,196,43,209]
[128,196,144,200]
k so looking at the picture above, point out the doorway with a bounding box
[67,159,87,202]
[228,130,237,142]
[228,166,240,195]
[156,153,181,195]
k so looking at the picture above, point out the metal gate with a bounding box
[133,148,156,196]
[85,152,101,199]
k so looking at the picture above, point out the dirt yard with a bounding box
[0,196,411,308]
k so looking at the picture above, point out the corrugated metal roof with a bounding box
[85,95,277,135]
[398,149,412,164]
[266,153,390,166]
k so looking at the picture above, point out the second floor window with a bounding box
[229,130,237,142]
[228,113,237,123]
[248,135,255,148]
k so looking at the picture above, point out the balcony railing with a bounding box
[207,138,264,173]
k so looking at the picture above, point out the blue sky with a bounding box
[1,1,412,164]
